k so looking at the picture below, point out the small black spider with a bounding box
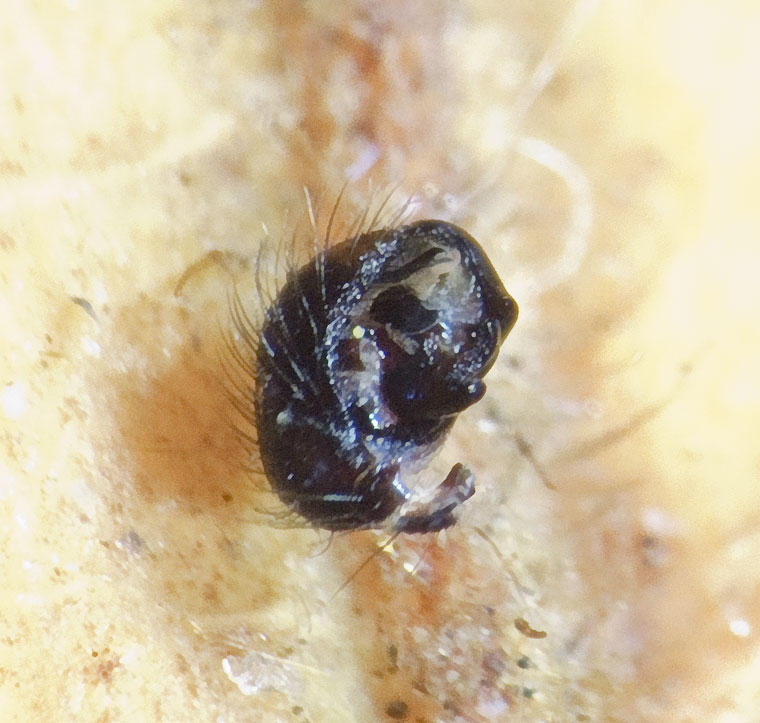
[232,219,517,533]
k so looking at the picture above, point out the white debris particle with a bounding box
[2,382,28,419]
[729,618,750,638]
[476,692,509,717]
[477,418,498,435]
[222,651,304,697]
[15,508,29,531]
[82,336,102,357]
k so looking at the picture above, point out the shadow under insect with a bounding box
[112,297,254,515]
[106,289,309,618]
[240,220,518,533]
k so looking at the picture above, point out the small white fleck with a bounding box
[222,651,303,697]
[641,507,679,536]
[23,447,38,472]
[92,280,109,305]
[369,413,384,430]
[411,627,428,644]
[120,645,143,667]
[477,418,498,435]
[730,618,750,638]
[1,382,28,419]
[82,336,102,357]
[17,593,45,606]
[15,509,29,531]
[390,475,410,499]
[0,468,17,498]
[476,693,509,717]
[346,141,380,180]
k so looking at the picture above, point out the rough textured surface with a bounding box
[2,1,759,721]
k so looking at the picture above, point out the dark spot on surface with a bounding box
[387,643,399,673]
[71,296,98,322]
[385,699,409,719]
[514,617,547,639]
[516,655,532,669]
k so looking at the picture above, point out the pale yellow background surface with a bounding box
[1,1,759,721]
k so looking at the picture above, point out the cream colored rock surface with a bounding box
[2,1,759,721]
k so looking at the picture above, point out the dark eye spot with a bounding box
[369,285,439,334]
[233,216,518,534]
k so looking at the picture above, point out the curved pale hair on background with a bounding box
[1,1,758,720]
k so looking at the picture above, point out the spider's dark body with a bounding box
[253,220,517,532]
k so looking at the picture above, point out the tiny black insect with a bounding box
[229,216,517,533]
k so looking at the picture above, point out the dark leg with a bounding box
[394,463,475,534]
